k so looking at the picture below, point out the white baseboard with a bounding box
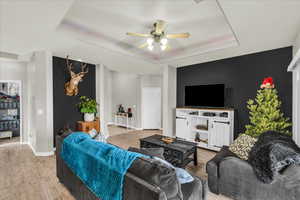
[34,151,54,157]
[109,122,142,130]
[26,142,54,157]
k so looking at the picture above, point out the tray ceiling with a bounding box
[57,0,238,64]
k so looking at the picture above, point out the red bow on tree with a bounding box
[260,77,275,89]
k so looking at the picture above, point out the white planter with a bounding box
[84,113,95,122]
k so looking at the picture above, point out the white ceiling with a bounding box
[1,0,300,74]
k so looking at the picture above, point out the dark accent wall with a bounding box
[53,56,96,146]
[177,47,293,137]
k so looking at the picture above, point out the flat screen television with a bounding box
[185,84,225,107]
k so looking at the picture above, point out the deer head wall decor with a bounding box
[64,56,89,96]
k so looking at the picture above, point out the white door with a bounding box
[142,87,161,129]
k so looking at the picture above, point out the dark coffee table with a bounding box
[140,134,197,168]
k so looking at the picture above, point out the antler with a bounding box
[66,56,75,77]
[80,63,89,74]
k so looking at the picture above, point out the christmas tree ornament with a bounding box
[260,77,275,89]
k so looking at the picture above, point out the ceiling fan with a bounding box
[126,20,190,51]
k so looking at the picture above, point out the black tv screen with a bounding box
[185,84,225,107]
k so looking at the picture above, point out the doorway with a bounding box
[142,87,161,129]
[0,81,22,145]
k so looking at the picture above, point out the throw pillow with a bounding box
[229,134,257,160]
[88,128,98,138]
[153,157,194,184]
[128,147,165,159]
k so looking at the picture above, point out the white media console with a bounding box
[176,108,234,151]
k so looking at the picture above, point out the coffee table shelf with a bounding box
[140,134,197,168]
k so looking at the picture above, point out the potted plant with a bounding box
[77,96,98,122]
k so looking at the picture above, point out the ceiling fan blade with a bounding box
[155,20,166,34]
[139,42,148,49]
[166,33,190,39]
[126,32,151,37]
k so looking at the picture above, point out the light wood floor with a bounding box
[0,136,19,145]
[107,125,138,137]
[0,128,231,200]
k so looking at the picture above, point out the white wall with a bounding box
[0,60,28,143]
[111,72,141,128]
[109,72,163,130]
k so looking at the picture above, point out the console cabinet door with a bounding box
[209,120,231,148]
[176,117,192,140]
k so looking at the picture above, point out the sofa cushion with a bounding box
[128,157,183,200]
[128,147,165,159]
[229,134,257,160]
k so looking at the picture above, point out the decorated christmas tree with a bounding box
[244,77,292,137]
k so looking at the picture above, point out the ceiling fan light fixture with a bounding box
[148,45,154,51]
[147,38,154,45]
[160,45,167,51]
[160,38,168,45]
[127,20,190,52]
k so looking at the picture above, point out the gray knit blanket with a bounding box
[248,131,300,184]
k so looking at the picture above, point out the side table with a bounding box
[77,118,100,133]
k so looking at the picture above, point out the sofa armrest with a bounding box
[56,133,73,181]
[56,134,168,200]
[181,176,207,200]
[206,158,219,194]
[124,172,167,200]
[282,164,300,192]
[217,156,300,200]
[206,146,237,194]
[56,135,63,181]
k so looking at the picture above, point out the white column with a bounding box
[96,64,112,138]
[27,51,54,155]
[292,65,300,145]
[163,65,177,137]
[293,32,300,56]
[288,45,300,145]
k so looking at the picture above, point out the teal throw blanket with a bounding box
[61,132,144,200]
